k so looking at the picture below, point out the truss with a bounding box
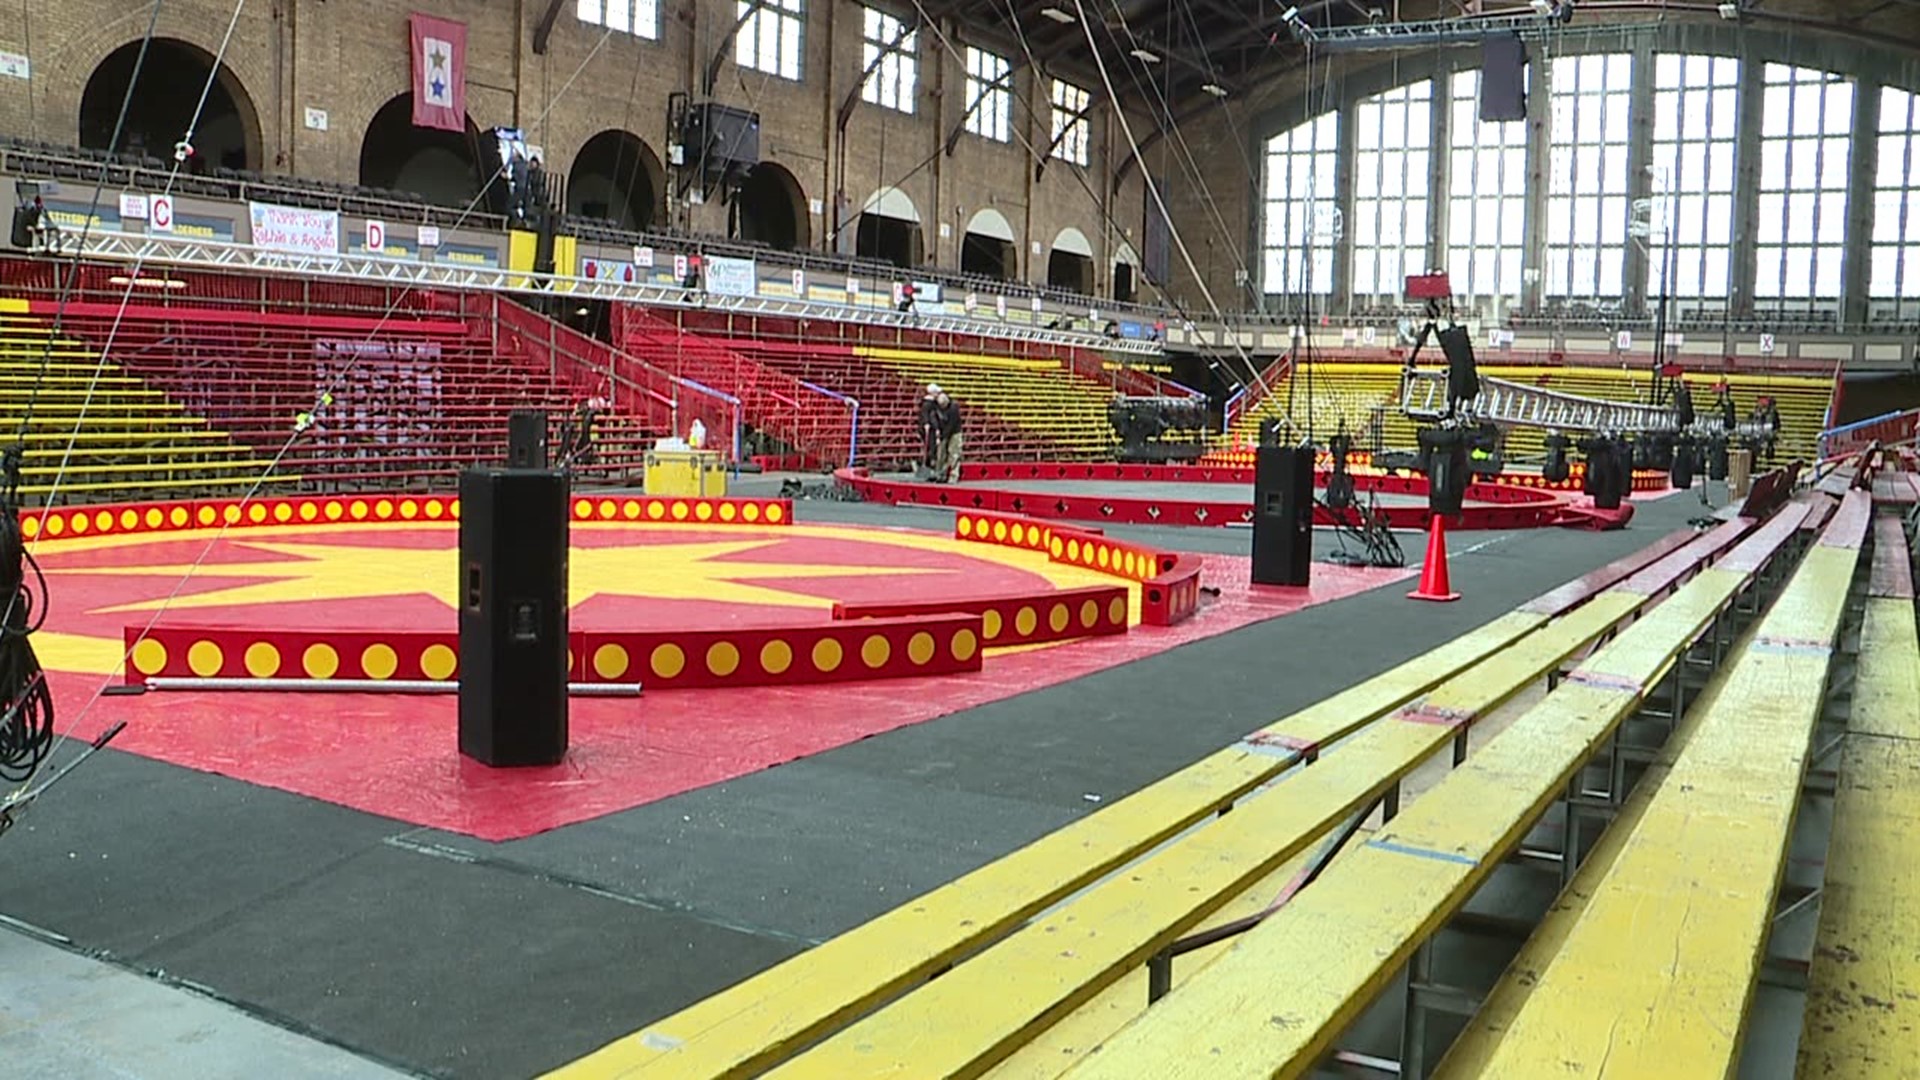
[1293,11,1567,53]
[1400,369,1773,442]
[53,231,1163,356]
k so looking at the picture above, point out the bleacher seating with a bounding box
[0,300,293,503]
[858,346,1118,460]
[0,290,667,500]
[554,457,1916,1078]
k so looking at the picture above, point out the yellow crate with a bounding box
[642,450,728,497]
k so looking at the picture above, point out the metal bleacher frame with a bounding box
[51,230,1160,358]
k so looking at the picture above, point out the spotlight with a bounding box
[1040,6,1075,22]
[1200,82,1229,98]
[1130,48,1161,63]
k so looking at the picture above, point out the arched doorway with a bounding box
[566,130,663,231]
[734,162,808,251]
[79,38,260,170]
[359,93,483,206]
[1113,241,1140,303]
[1048,226,1095,294]
[856,186,923,269]
[961,208,1017,280]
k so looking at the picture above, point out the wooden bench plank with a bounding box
[547,530,1735,1080]
[752,596,1656,1079]
[1429,606,1767,1078]
[1798,518,1920,1077]
[1051,509,1809,1080]
[1446,491,1870,1079]
[545,615,1545,1080]
[1797,737,1920,1079]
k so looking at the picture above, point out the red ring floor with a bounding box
[30,518,1414,840]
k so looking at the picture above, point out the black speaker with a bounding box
[1252,446,1314,587]
[1481,35,1527,122]
[458,468,569,767]
[508,409,548,468]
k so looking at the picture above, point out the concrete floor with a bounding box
[0,481,1816,1079]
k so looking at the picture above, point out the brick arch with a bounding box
[78,36,264,170]
[42,12,274,161]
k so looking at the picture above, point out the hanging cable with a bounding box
[0,0,168,790]
[952,0,1295,427]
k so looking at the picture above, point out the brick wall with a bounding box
[0,0,1151,297]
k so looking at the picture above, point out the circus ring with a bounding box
[21,492,1413,841]
[836,461,1673,531]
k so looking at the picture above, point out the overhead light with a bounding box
[1130,47,1160,63]
[1717,1,1739,16]
[108,274,186,290]
[1528,0,1553,11]
[1201,82,1229,98]
[1040,6,1075,23]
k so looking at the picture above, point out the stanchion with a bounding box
[1408,514,1462,603]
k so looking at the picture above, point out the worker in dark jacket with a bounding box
[918,383,942,478]
[934,389,964,484]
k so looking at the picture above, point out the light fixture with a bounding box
[1130,47,1160,63]
[108,274,187,290]
[1200,82,1229,98]
[1040,6,1075,22]
[1716,1,1739,17]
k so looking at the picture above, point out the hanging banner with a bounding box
[704,255,758,298]
[249,202,340,255]
[409,12,468,132]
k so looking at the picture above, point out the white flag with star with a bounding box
[409,13,467,132]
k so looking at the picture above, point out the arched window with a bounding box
[1545,53,1633,299]
[1447,69,1526,304]
[1755,64,1853,302]
[1872,86,1920,302]
[1262,111,1338,297]
[1647,54,1740,301]
[1350,80,1432,302]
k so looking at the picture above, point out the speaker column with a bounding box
[1252,446,1314,587]
[458,468,570,766]
[508,409,549,469]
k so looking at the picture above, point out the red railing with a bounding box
[1821,407,1920,459]
[476,295,740,461]
[613,306,854,467]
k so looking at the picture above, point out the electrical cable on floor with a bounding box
[0,447,53,786]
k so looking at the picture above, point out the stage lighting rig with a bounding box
[1285,0,1573,52]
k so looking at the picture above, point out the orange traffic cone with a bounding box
[1408,513,1461,603]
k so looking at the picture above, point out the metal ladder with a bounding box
[1400,369,1780,442]
[1400,369,1676,433]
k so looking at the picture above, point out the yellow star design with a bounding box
[57,538,948,615]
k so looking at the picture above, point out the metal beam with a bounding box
[837,15,923,131]
[704,0,773,96]
[532,0,570,56]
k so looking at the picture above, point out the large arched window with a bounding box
[1545,53,1633,299]
[1262,111,1339,297]
[1647,54,1740,300]
[1872,86,1920,302]
[1350,80,1431,301]
[1447,69,1526,305]
[1756,64,1853,302]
